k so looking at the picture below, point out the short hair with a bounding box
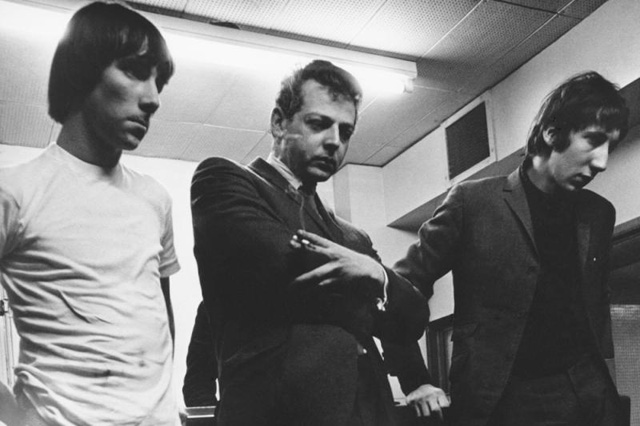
[525,71,629,158]
[275,60,363,122]
[48,1,174,123]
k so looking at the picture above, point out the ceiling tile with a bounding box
[419,1,557,93]
[457,13,579,94]
[506,0,608,19]
[504,0,573,13]
[183,0,289,27]
[561,0,609,18]
[425,1,553,64]
[354,86,451,149]
[268,0,386,49]
[360,146,405,167]
[351,0,480,58]
[132,0,188,16]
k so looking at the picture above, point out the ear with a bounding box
[542,127,558,147]
[270,107,286,138]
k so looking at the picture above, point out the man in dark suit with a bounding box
[389,71,629,426]
[190,60,429,426]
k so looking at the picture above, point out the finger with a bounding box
[419,400,431,417]
[411,402,421,417]
[290,234,313,250]
[438,394,451,407]
[296,230,336,249]
[291,264,335,286]
[428,400,443,420]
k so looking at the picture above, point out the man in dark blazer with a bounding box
[391,71,629,426]
[190,60,429,426]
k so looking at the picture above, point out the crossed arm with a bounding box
[290,230,450,417]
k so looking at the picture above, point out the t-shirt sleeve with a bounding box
[0,185,23,259]
[159,194,180,278]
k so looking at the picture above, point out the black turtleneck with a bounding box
[511,165,592,378]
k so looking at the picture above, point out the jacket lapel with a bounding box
[248,158,339,241]
[503,168,538,257]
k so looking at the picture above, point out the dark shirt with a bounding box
[511,166,592,378]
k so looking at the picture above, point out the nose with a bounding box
[590,141,609,172]
[322,124,341,153]
[140,79,160,115]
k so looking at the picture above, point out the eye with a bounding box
[339,124,354,143]
[305,116,333,132]
[584,132,607,147]
[118,57,153,81]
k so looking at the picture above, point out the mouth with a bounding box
[128,117,149,139]
[575,174,593,187]
[311,157,337,173]
[129,116,149,129]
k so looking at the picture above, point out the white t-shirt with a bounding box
[0,144,181,426]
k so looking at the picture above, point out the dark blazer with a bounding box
[191,157,428,426]
[183,301,218,408]
[394,168,619,426]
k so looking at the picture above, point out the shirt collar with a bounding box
[267,153,303,190]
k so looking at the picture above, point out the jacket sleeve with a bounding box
[385,184,465,392]
[182,302,218,407]
[393,184,464,300]
[191,157,301,319]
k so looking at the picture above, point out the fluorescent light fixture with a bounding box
[0,0,417,95]
[164,30,417,95]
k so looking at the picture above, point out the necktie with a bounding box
[299,183,320,230]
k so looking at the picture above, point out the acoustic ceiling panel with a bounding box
[270,0,385,49]
[426,1,553,64]
[355,85,452,152]
[184,0,288,28]
[457,13,579,95]
[351,0,481,59]
[358,145,405,167]
[561,0,609,18]
[505,0,573,13]
[507,0,607,19]
[389,90,475,144]
[131,0,188,16]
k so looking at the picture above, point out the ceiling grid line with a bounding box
[418,0,485,60]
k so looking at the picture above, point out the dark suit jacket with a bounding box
[393,168,620,426]
[183,301,218,408]
[191,157,428,426]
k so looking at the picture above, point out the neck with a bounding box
[57,114,121,169]
[526,155,556,194]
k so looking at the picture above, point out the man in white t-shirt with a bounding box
[0,2,181,425]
